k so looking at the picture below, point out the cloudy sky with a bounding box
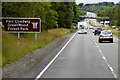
[76,0,119,5]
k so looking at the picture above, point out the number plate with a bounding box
[105,36,108,37]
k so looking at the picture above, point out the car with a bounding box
[89,26,94,29]
[98,30,113,43]
[112,26,116,29]
[78,26,87,34]
[94,27,103,35]
[118,27,120,30]
[93,28,96,33]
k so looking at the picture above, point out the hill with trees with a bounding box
[78,2,115,14]
[98,4,120,27]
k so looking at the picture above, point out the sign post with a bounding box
[35,32,37,41]
[18,32,20,39]
[2,18,41,44]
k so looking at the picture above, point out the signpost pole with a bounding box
[18,32,20,39]
[17,32,20,46]
[35,32,37,40]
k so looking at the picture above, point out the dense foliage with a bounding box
[2,2,79,31]
[98,4,120,26]
[78,2,115,14]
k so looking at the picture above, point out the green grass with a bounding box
[2,28,70,66]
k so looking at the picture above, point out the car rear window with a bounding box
[102,31,111,34]
[97,28,102,30]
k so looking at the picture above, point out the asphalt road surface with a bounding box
[20,22,118,79]
[40,29,118,78]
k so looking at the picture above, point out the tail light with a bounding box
[95,29,97,31]
[110,35,113,37]
[100,35,103,37]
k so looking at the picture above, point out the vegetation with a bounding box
[2,2,79,30]
[98,4,120,27]
[2,28,70,66]
[78,2,115,15]
[2,2,80,66]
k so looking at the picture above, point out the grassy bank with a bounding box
[89,20,120,38]
[2,28,70,66]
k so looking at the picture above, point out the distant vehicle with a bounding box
[94,27,103,35]
[93,28,96,33]
[104,21,109,27]
[118,27,120,30]
[78,25,87,34]
[89,26,94,29]
[99,30,113,43]
[112,26,116,29]
[100,21,104,26]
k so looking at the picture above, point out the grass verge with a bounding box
[2,28,70,66]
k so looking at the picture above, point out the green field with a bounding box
[2,28,70,66]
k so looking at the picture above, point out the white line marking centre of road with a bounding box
[90,34,117,79]
[35,32,77,80]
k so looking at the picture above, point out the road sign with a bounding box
[2,18,41,33]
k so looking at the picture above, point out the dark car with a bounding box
[94,27,103,35]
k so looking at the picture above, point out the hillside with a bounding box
[78,2,115,14]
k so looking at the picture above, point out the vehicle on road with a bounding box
[78,25,87,34]
[104,21,109,27]
[112,26,116,29]
[89,26,94,29]
[94,27,103,35]
[99,30,113,43]
[93,28,96,33]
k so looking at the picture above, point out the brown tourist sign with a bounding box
[2,18,41,33]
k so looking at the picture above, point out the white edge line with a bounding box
[34,32,77,80]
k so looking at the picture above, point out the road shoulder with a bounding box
[2,31,76,78]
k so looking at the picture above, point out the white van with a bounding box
[104,21,109,27]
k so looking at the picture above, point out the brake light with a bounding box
[100,35,102,37]
[110,35,113,36]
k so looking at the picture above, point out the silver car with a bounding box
[99,30,113,43]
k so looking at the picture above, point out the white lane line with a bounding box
[35,32,77,80]
[102,56,106,60]
[90,34,117,79]
[94,40,117,79]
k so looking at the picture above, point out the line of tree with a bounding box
[2,2,79,31]
[78,2,115,14]
[98,4,120,27]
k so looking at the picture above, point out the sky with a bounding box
[76,0,120,5]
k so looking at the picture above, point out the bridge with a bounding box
[79,16,109,20]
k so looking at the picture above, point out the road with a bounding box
[19,20,118,79]
[40,32,117,78]
[33,22,118,79]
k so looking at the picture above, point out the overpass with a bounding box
[79,16,109,20]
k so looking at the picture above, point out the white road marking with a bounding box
[99,50,102,52]
[93,38,117,79]
[35,32,77,80]
[102,56,106,60]
[89,32,117,79]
